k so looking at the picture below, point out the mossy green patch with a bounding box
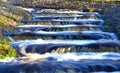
[0,37,16,59]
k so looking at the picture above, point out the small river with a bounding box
[1,8,120,73]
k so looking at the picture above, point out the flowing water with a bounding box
[1,8,120,73]
[0,52,120,73]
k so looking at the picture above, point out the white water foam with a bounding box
[50,52,120,61]
[2,52,119,63]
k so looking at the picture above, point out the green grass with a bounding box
[0,38,16,59]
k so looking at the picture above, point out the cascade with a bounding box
[1,8,120,73]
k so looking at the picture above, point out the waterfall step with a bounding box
[11,40,120,54]
[32,11,101,20]
[21,19,104,25]
[3,31,118,40]
[32,12,100,17]
[32,15,99,20]
[15,25,107,32]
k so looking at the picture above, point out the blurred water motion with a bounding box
[2,8,120,73]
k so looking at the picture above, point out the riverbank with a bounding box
[0,1,31,59]
[0,1,31,37]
